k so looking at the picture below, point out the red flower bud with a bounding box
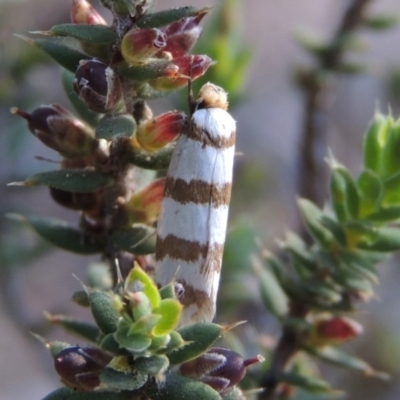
[135,111,186,152]
[74,59,123,113]
[11,104,96,158]
[180,347,263,395]
[125,177,166,224]
[71,0,107,25]
[121,28,167,65]
[54,346,112,390]
[149,55,212,91]
[50,187,100,212]
[308,314,364,347]
[158,12,207,58]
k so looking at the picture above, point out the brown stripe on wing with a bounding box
[164,177,232,206]
[156,234,223,273]
[187,122,236,149]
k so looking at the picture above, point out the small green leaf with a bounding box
[363,113,392,174]
[276,372,336,393]
[99,367,148,391]
[146,373,221,400]
[382,171,400,206]
[46,313,100,342]
[90,291,120,334]
[305,345,389,380]
[161,331,185,354]
[380,119,400,178]
[110,225,156,254]
[127,143,174,170]
[364,15,398,30]
[43,387,133,400]
[128,314,162,335]
[61,69,100,127]
[358,226,400,252]
[364,206,400,223]
[96,114,137,139]
[320,216,347,247]
[298,198,334,247]
[253,257,289,318]
[136,7,205,28]
[114,323,152,353]
[125,264,161,310]
[118,60,177,81]
[152,299,183,336]
[159,283,176,300]
[16,35,89,73]
[148,334,171,353]
[46,341,73,358]
[99,333,129,355]
[6,214,103,254]
[168,323,223,365]
[357,169,383,217]
[46,24,117,44]
[10,169,114,192]
[135,354,169,376]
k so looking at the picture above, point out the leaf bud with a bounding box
[71,0,107,25]
[54,346,112,390]
[125,177,166,224]
[121,28,167,65]
[49,187,100,212]
[149,55,212,91]
[135,111,186,152]
[179,347,263,394]
[74,59,123,113]
[308,314,364,347]
[11,104,96,158]
[159,12,207,58]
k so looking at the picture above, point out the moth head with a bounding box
[196,83,229,111]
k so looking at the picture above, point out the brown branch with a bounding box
[297,0,372,208]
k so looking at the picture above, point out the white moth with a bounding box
[155,82,236,325]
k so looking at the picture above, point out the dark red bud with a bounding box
[50,187,99,211]
[54,346,112,390]
[74,59,123,113]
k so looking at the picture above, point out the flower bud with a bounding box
[136,111,186,152]
[179,347,263,395]
[308,315,364,347]
[149,55,212,91]
[71,0,107,25]
[54,346,112,390]
[11,104,96,158]
[50,187,100,212]
[159,12,207,58]
[121,28,167,65]
[125,177,166,224]
[74,59,123,113]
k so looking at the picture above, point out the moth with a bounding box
[155,82,236,325]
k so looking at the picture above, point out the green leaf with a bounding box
[382,171,400,206]
[127,143,174,170]
[161,331,185,354]
[110,225,156,254]
[135,354,169,376]
[159,283,177,300]
[99,367,148,391]
[380,119,400,178]
[99,333,130,355]
[61,69,100,127]
[136,7,205,28]
[357,169,383,217]
[16,35,89,73]
[304,345,389,380]
[125,264,161,309]
[96,114,137,139]
[5,214,103,254]
[118,60,177,81]
[168,323,223,365]
[276,371,336,393]
[45,313,100,342]
[320,216,347,247]
[298,198,334,247]
[46,24,117,44]
[146,373,221,400]
[364,206,400,223]
[10,169,114,192]
[114,323,152,353]
[128,314,161,335]
[152,299,183,336]
[358,226,400,252]
[253,258,289,318]
[363,113,392,174]
[90,291,120,334]
[43,387,133,400]
[364,15,398,30]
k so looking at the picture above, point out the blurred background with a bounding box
[2,0,400,399]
